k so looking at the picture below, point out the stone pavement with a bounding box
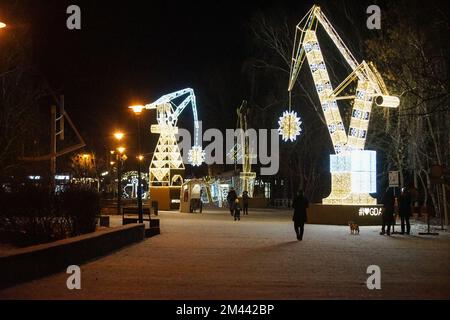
[1,208,449,299]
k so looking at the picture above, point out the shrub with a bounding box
[61,186,99,236]
[0,184,100,246]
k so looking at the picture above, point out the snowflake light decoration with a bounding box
[278,110,302,142]
[188,145,205,166]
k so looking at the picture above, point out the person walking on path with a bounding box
[380,188,395,236]
[399,187,412,235]
[227,187,237,216]
[234,199,241,221]
[242,190,249,215]
[292,190,309,241]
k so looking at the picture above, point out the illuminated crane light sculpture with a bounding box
[286,5,400,205]
[237,101,257,197]
[141,88,203,186]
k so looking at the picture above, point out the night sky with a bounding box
[2,0,400,176]
[1,0,313,156]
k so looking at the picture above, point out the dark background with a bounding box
[0,0,317,156]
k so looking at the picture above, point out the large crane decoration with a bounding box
[282,5,399,205]
[227,101,257,197]
[237,101,256,197]
[142,88,205,186]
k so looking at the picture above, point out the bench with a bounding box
[122,207,152,225]
[122,207,160,237]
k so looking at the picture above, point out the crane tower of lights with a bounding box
[139,88,205,186]
[282,5,400,205]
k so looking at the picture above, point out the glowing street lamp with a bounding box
[117,146,126,154]
[114,132,124,141]
[129,105,145,115]
[0,22,6,29]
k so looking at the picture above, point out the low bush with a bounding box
[0,185,100,246]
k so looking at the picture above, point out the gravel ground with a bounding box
[0,208,449,300]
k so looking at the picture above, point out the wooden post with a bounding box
[60,95,65,141]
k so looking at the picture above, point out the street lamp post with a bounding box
[117,152,121,215]
[114,132,125,215]
[137,154,144,224]
[116,146,126,215]
[129,106,145,224]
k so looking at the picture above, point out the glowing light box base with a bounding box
[323,150,377,205]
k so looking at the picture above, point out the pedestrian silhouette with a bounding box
[242,190,249,215]
[292,190,309,241]
[227,187,237,216]
[381,188,395,236]
[399,187,412,234]
[234,199,241,221]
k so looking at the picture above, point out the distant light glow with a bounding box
[28,175,41,180]
[117,147,126,154]
[55,175,70,180]
[0,22,6,29]
[188,145,205,167]
[278,110,302,142]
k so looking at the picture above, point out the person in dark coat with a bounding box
[234,199,241,221]
[380,188,395,235]
[292,190,309,241]
[227,187,237,216]
[242,191,249,215]
[398,187,412,234]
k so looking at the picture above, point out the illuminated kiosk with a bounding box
[140,88,204,211]
[282,5,399,225]
[179,179,209,213]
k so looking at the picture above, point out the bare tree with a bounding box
[0,24,48,176]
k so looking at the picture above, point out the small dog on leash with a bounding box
[348,221,360,235]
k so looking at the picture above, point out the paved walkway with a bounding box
[1,209,449,299]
